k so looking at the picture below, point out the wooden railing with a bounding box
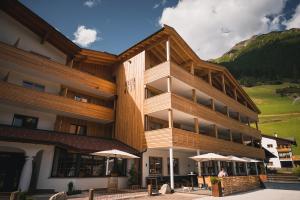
[0,42,116,97]
[144,61,258,121]
[144,93,261,139]
[144,128,265,159]
[0,81,114,122]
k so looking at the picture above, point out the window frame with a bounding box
[12,114,39,129]
[149,156,163,175]
[69,124,87,136]
[22,80,45,92]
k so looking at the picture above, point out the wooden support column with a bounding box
[221,73,226,93]
[213,125,218,138]
[66,57,74,68]
[194,118,199,134]
[190,62,195,75]
[144,115,149,131]
[192,89,196,102]
[144,85,148,99]
[229,129,233,141]
[61,87,68,97]
[234,88,238,101]
[225,106,229,117]
[208,70,212,85]
[166,39,171,61]
[247,117,250,126]
[210,99,215,111]
[168,109,173,128]
[167,76,172,93]
[237,112,241,122]
[255,121,259,130]
[241,134,244,144]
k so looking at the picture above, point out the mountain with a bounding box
[213,29,300,82]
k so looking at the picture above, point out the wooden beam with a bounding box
[255,121,259,130]
[229,129,233,141]
[167,76,172,93]
[190,62,195,75]
[168,109,173,128]
[208,70,212,85]
[192,89,196,102]
[213,125,218,138]
[210,99,215,111]
[166,39,170,61]
[247,117,250,126]
[225,106,229,117]
[194,118,199,134]
[237,112,241,122]
[234,88,238,101]
[221,73,226,93]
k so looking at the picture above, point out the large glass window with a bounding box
[12,114,38,129]
[51,148,126,177]
[167,158,179,175]
[149,157,162,175]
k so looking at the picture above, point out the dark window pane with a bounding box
[149,157,162,175]
[12,114,38,129]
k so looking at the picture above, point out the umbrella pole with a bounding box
[255,162,258,175]
[106,157,110,176]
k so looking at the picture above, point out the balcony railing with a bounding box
[144,92,261,139]
[0,81,114,122]
[0,42,116,97]
[144,61,258,121]
[144,128,265,159]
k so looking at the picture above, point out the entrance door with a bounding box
[0,152,25,192]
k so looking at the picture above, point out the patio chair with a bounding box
[49,192,67,200]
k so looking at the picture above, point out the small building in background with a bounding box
[262,134,297,169]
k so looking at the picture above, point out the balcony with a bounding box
[0,81,114,122]
[277,147,292,153]
[144,61,258,121]
[144,93,261,139]
[144,128,265,159]
[0,42,116,97]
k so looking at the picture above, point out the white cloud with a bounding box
[284,4,300,29]
[159,0,287,60]
[83,0,101,8]
[153,0,167,9]
[72,25,100,47]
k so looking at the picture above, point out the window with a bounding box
[51,148,126,177]
[167,158,179,175]
[22,81,45,92]
[267,144,273,148]
[74,95,88,103]
[69,124,87,135]
[12,114,38,129]
[149,157,162,175]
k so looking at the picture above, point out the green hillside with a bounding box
[214,28,300,82]
[244,83,300,154]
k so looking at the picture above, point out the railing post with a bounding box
[89,189,94,200]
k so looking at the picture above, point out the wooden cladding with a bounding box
[145,128,265,159]
[54,116,113,138]
[0,42,116,97]
[144,93,261,139]
[0,81,114,122]
[144,61,258,121]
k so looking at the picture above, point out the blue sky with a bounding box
[20,0,300,59]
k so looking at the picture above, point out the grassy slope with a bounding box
[244,83,300,154]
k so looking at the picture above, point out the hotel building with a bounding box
[0,0,265,193]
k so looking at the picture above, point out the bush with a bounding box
[292,166,300,176]
[128,163,138,186]
[210,177,221,184]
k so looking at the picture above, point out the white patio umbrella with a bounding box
[91,149,139,175]
[241,157,261,175]
[190,153,229,174]
[227,156,247,175]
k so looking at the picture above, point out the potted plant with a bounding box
[210,177,222,197]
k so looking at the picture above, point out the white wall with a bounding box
[0,11,67,64]
[0,104,56,130]
[142,148,196,187]
[261,137,281,168]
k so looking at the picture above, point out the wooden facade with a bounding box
[0,81,114,122]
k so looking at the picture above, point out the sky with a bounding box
[20,0,300,60]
